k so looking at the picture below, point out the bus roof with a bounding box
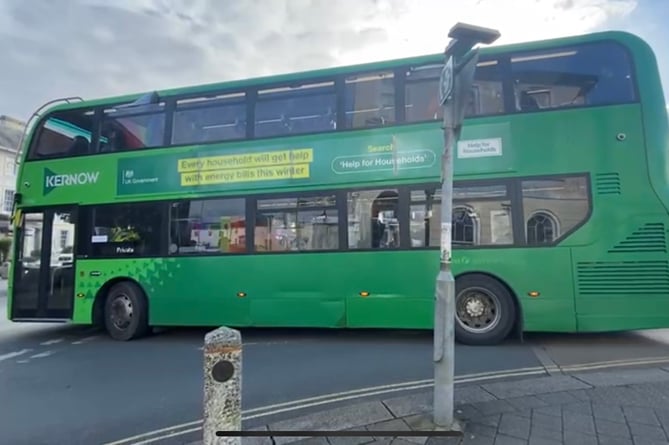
[37,29,649,117]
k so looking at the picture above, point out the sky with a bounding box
[0,0,667,122]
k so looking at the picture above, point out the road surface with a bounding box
[2,280,669,444]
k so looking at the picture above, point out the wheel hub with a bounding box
[465,298,485,317]
[456,287,501,334]
[110,295,133,330]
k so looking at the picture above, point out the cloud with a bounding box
[0,0,645,121]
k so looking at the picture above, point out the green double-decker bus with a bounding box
[6,29,669,345]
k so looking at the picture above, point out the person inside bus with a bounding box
[98,125,126,152]
[518,90,541,111]
[371,212,385,248]
[67,136,89,156]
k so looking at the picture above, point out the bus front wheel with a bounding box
[103,281,150,341]
[454,274,516,346]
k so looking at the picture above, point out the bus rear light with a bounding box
[76,293,85,298]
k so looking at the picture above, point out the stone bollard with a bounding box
[203,327,242,445]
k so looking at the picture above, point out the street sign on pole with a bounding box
[433,22,500,429]
[439,56,454,105]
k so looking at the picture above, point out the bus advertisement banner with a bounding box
[26,122,512,204]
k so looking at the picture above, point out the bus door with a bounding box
[11,206,78,320]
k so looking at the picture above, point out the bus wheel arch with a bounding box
[92,278,151,341]
[453,272,521,346]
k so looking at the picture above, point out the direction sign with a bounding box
[439,56,454,105]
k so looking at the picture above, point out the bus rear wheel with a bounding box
[103,281,150,341]
[454,274,516,345]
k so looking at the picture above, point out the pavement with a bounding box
[187,365,669,445]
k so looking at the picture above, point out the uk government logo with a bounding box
[43,167,100,195]
[119,168,159,186]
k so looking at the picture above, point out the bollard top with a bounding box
[204,326,241,347]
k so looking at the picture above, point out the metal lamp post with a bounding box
[433,22,500,429]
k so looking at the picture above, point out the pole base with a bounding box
[406,413,465,434]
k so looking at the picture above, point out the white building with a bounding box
[0,116,75,263]
[0,146,18,217]
[0,115,23,234]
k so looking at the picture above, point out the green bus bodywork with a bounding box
[7,30,669,344]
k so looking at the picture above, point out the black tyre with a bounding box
[103,281,150,341]
[454,274,516,345]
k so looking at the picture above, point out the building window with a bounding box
[510,42,636,112]
[29,109,95,159]
[169,198,246,254]
[254,81,337,138]
[90,202,163,257]
[348,189,399,249]
[410,184,512,247]
[59,230,68,249]
[452,205,479,246]
[4,160,15,178]
[172,92,246,145]
[255,194,338,252]
[526,211,559,244]
[3,189,13,213]
[344,71,395,129]
[522,176,589,244]
[453,184,512,246]
[32,227,41,257]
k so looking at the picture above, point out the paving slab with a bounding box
[186,365,669,445]
[571,367,669,387]
[383,392,432,418]
[268,400,394,445]
[480,375,591,399]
